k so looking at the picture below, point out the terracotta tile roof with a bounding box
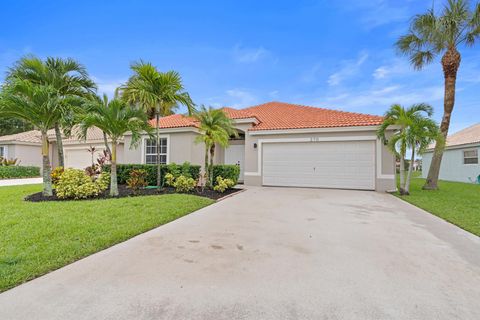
[243,101,383,131]
[428,123,480,150]
[0,130,42,144]
[149,114,199,129]
[151,101,383,131]
[222,107,257,120]
[0,127,121,145]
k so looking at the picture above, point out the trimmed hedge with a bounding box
[0,166,41,179]
[103,162,201,186]
[212,164,240,185]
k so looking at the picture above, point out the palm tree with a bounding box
[79,98,153,196]
[120,61,195,188]
[404,117,439,195]
[396,0,480,190]
[377,103,436,195]
[6,56,97,167]
[194,106,238,187]
[0,80,61,196]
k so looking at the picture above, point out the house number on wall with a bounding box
[310,137,321,142]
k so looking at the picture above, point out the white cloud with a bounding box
[372,59,412,80]
[207,88,259,109]
[92,76,126,98]
[233,45,271,63]
[325,85,444,110]
[328,51,369,86]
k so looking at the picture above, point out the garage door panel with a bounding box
[262,141,375,190]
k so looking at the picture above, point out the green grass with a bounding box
[396,175,480,237]
[0,184,214,292]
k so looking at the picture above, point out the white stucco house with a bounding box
[0,101,396,191]
[422,123,480,183]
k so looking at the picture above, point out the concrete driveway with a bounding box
[1,187,480,319]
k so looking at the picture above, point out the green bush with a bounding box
[172,175,197,193]
[164,172,175,187]
[0,166,40,179]
[56,169,109,200]
[51,166,64,187]
[103,162,201,186]
[96,172,111,191]
[212,165,240,185]
[213,176,235,193]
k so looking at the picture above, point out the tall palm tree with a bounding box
[404,116,440,195]
[194,106,238,187]
[79,98,153,196]
[0,80,61,196]
[377,103,435,195]
[120,61,195,188]
[396,0,480,190]
[6,56,97,167]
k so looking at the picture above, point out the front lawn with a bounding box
[396,176,480,237]
[0,184,213,292]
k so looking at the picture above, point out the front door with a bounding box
[224,144,245,182]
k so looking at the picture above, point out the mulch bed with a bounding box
[24,185,243,202]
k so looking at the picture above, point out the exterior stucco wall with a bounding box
[123,131,220,171]
[243,129,396,192]
[0,144,43,168]
[422,145,480,183]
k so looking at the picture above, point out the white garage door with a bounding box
[65,147,104,169]
[262,141,375,190]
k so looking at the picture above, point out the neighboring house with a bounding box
[0,127,124,168]
[422,123,480,183]
[0,102,396,191]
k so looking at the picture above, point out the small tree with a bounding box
[6,56,97,167]
[404,117,440,194]
[194,106,238,187]
[120,61,195,189]
[79,98,153,196]
[0,80,61,196]
[378,103,437,195]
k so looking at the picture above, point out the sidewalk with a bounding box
[0,177,43,187]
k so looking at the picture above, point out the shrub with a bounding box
[103,162,201,186]
[164,173,175,187]
[126,169,148,193]
[96,171,111,191]
[0,157,19,166]
[51,167,64,186]
[212,165,240,185]
[172,175,197,193]
[213,176,235,193]
[56,169,109,200]
[0,166,40,179]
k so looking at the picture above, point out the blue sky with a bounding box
[0,0,479,133]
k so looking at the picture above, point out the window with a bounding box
[145,138,167,164]
[463,149,478,164]
[0,146,5,158]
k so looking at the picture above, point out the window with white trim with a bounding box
[145,138,167,164]
[0,146,5,158]
[463,149,478,164]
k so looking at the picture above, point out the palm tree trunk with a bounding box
[424,47,461,190]
[204,144,210,188]
[41,131,53,196]
[399,152,406,195]
[209,144,215,187]
[155,110,162,189]
[54,123,64,168]
[405,148,415,195]
[103,131,111,157]
[110,140,118,196]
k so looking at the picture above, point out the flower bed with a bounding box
[24,185,242,202]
